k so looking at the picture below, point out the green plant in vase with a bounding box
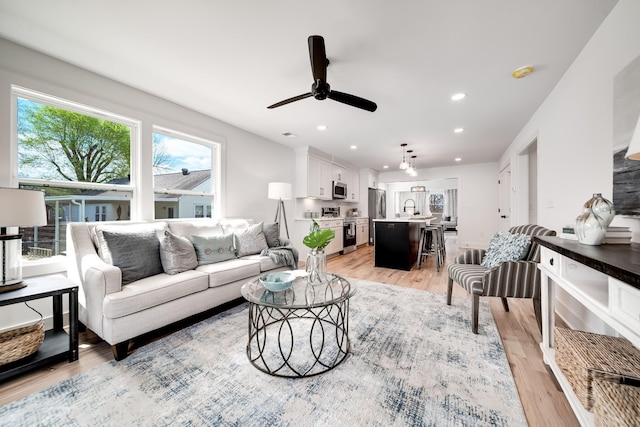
[303,220,335,285]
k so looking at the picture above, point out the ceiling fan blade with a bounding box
[308,35,327,83]
[267,93,313,109]
[328,90,378,112]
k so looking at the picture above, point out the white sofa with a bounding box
[66,218,294,360]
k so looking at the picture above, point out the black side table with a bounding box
[0,275,78,381]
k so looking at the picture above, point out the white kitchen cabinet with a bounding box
[296,153,332,200]
[317,219,344,256]
[356,217,369,246]
[348,170,360,203]
[332,164,346,183]
[366,170,378,189]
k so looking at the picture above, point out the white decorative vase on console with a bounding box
[575,193,615,246]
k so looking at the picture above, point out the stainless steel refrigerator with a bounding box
[368,188,386,244]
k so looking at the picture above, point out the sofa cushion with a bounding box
[159,230,198,274]
[234,222,269,257]
[168,220,223,239]
[101,229,164,285]
[191,234,237,265]
[240,254,280,272]
[220,218,254,234]
[262,222,281,247]
[196,258,261,288]
[103,270,209,319]
[481,232,532,268]
[93,222,167,264]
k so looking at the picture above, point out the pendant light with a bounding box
[405,151,415,175]
[399,143,409,170]
[407,155,418,177]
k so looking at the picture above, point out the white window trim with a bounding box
[152,125,221,217]
[11,85,140,203]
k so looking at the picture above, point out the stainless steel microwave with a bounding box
[332,181,347,199]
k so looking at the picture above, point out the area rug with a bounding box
[0,279,527,426]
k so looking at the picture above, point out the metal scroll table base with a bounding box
[246,298,351,378]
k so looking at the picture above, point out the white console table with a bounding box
[535,236,640,427]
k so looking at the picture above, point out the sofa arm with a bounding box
[454,249,486,265]
[483,260,541,298]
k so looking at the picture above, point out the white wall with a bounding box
[499,0,640,331]
[0,38,295,222]
[379,162,498,248]
[0,38,295,331]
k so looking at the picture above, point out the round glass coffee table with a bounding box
[240,271,356,378]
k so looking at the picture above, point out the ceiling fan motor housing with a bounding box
[312,81,330,100]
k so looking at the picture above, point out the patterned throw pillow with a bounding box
[101,230,164,285]
[481,232,532,268]
[234,222,269,257]
[191,234,237,265]
[159,230,198,274]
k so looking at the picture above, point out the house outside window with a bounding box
[14,86,137,259]
[152,127,219,219]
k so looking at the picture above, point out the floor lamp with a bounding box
[0,188,48,292]
[268,182,291,239]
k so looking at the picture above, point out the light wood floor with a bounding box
[0,236,579,426]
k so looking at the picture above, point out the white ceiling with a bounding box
[0,0,618,172]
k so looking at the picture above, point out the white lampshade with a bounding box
[625,114,640,161]
[267,182,292,200]
[0,188,47,229]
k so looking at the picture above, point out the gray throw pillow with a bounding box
[481,232,532,268]
[262,222,281,247]
[234,222,269,257]
[191,234,237,265]
[159,230,198,274]
[101,230,163,285]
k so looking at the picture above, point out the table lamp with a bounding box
[0,188,47,292]
[267,182,292,239]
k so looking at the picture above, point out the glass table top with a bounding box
[241,270,356,309]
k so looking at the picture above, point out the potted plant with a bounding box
[303,220,335,285]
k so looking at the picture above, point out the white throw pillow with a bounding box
[481,232,531,268]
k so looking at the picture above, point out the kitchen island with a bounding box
[373,219,424,270]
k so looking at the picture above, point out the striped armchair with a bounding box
[446,224,556,334]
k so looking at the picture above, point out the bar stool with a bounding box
[417,224,445,271]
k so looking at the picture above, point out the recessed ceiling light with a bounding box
[383,165,389,169]
[454,128,464,133]
[350,145,357,150]
[317,125,328,131]
[281,131,297,138]
[455,157,462,162]
[512,66,534,79]
[451,93,466,101]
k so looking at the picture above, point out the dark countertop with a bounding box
[535,236,640,289]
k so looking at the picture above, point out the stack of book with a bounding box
[560,225,633,244]
[604,226,632,244]
[560,226,577,240]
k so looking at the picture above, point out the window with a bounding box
[152,127,219,219]
[429,193,445,214]
[94,205,107,221]
[14,86,138,258]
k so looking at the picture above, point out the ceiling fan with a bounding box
[267,35,377,112]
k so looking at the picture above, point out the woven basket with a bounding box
[555,327,640,411]
[0,322,45,366]
[593,379,640,427]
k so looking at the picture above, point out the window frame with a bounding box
[152,125,221,219]
[12,85,141,199]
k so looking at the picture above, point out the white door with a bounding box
[498,165,511,232]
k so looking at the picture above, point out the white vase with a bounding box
[583,193,615,228]
[575,211,606,245]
